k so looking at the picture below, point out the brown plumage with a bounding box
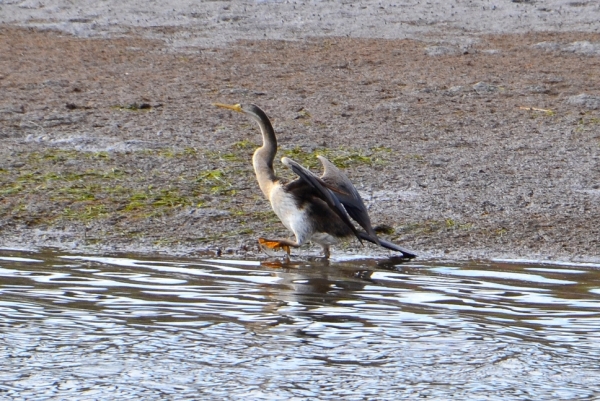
[213,102,416,259]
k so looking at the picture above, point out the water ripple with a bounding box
[1,250,599,400]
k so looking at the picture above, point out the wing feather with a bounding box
[281,157,360,241]
[317,156,379,243]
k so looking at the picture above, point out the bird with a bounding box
[213,103,416,260]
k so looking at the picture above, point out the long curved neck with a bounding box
[251,114,278,198]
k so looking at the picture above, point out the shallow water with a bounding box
[1,249,600,400]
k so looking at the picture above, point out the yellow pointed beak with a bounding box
[213,103,243,113]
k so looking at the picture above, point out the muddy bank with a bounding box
[1,14,599,261]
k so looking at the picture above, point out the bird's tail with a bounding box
[357,232,417,259]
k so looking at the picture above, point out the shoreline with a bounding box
[1,2,599,262]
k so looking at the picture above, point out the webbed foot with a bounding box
[258,238,300,257]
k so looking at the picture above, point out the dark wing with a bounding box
[281,157,361,241]
[317,156,379,243]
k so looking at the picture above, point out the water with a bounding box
[1,249,600,400]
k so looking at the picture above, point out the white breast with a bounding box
[269,184,313,245]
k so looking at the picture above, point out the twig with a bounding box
[518,106,553,113]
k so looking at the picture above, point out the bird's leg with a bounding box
[258,237,299,256]
[321,244,331,260]
[306,244,330,264]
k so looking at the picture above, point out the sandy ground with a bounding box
[1,1,599,261]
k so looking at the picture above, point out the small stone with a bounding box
[565,94,600,110]
[424,46,458,56]
[563,41,600,56]
[532,42,560,51]
[473,82,497,94]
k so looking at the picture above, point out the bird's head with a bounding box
[213,103,270,124]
